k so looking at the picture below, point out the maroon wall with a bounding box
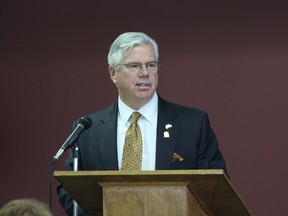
[1,1,288,215]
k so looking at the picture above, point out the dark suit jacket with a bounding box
[57,96,227,215]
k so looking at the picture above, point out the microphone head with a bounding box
[79,116,92,129]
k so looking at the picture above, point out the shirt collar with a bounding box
[118,93,158,124]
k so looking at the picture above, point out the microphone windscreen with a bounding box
[79,116,92,129]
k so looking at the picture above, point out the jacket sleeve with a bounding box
[196,112,228,175]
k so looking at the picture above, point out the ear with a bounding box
[108,66,117,84]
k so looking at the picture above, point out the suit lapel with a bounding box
[96,103,119,170]
[156,98,179,170]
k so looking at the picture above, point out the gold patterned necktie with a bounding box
[121,112,142,170]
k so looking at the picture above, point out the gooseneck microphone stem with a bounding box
[73,145,79,216]
[73,145,79,171]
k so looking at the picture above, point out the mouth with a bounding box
[136,83,151,87]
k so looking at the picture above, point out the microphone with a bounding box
[51,116,92,164]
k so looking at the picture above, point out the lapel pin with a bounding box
[164,131,170,138]
[165,124,172,129]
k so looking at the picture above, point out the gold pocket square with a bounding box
[172,153,184,163]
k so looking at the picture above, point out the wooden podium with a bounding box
[54,170,251,216]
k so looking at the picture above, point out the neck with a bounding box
[126,100,148,110]
[120,96,155,110]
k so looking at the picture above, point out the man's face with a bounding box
[109,44,159,109]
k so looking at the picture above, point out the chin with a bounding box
[137,91,152,99]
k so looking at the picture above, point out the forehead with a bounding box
[121,44,155,63]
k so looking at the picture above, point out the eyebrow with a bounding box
[126,61,157,64]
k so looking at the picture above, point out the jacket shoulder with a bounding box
[75,102,117,127]
[160,98,207,118]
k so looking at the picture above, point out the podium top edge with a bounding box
[54,169,225,177]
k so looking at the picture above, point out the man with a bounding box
[57,32,227,215]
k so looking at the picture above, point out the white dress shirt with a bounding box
[117,93,158,170]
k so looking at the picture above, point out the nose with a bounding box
[139,64,149,76]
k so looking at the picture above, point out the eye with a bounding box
[127,63,140,69]
[147,62,157,68]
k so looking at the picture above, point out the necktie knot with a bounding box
[131,112,141,124]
